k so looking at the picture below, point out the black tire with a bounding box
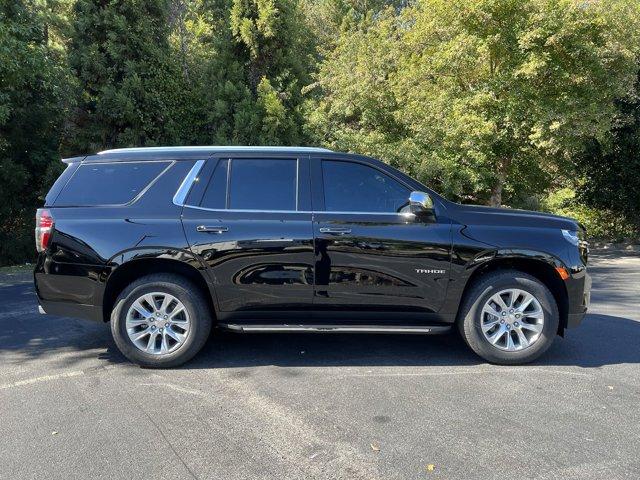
[457,270,559,365]
[110,274,212,368]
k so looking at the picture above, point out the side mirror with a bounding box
[409,191,434,214]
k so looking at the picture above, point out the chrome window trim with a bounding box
[184,205,307,214]
[174,158,414,217]
[181,204,414,217]
[224,158,231,208]
[322,211,415,217]
[173,159,206,207]
[295,159,300,211]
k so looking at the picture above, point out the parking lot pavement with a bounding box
[0,252,639,480]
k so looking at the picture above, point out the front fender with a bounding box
[468,248,569,272]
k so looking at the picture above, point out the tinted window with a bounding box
[200,159,228,209]
[229,159,297,211]
[45,162,80,206]
[322,160,410,213]
[55,162,169,206]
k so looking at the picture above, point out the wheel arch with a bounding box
[102,253,216,323]
[460,251,569,334]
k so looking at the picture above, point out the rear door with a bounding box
[182,154,315,319]
[311,156,451,322]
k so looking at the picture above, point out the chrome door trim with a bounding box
[219,324,451,334]
[181,204,416,217]
[173,159,206,207]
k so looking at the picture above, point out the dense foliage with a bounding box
[307,0,639,207]
[575,72,640,234]
[0,0,71,264]
[1,0,639,265]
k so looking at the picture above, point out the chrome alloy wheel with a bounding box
[125,292,191,355]
[480,288,544,352]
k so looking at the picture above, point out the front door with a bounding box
[311,157,451,322]
[182,155,314,319]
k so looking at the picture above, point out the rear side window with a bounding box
[200,159,228,209]
[228,159,297,211]
[44,162,80,206]
[322,160,410,213]
[55,162,169,206]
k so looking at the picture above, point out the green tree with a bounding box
[308,0,640,206]
[0,0,71,265]
[576,70,640,236]
[229,0,314,143]
[179,0,264,145]
[302,0,408,51]
[66,0,188,153]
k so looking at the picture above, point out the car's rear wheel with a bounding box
[110,274,212,368]
[458,270,559,364]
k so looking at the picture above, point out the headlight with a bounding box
[562,228,589,264]
[562,229,580,246]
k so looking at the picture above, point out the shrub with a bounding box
[541,188,637,242]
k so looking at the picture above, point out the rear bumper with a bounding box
[38,299,103,322]
[34,255,106,322]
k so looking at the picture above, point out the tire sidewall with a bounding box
[111,277,210,368]
[461,273,559,364]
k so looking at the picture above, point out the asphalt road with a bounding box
[1,251,639,480]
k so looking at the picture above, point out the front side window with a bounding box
[228,159,297,211]
[322,160,410,213]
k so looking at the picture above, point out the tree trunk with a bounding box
[489,174,503,207]
[177,1,189,81]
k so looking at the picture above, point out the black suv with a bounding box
[35,146,590,367]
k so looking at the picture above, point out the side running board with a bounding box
[218,324,452,334]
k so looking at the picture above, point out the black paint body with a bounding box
[35,148,590,331]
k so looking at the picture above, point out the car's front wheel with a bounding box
[458,270,559,365]
[110,274,212,368]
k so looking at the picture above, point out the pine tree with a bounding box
[0,0,71,265]
[229,0,313,144]
[66,0,186,153]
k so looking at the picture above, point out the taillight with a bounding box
[35,208,54,253]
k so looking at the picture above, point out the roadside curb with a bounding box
[590,241,640,252]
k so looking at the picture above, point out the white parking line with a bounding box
[330,366,591,378]
[0,370,85,390]
[0,364,123,391]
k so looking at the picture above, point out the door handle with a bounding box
[319,227,351,235]
[196,225,229,234]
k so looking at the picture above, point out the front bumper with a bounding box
[566,271,591,328]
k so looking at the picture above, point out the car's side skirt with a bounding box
[218,324,452,334]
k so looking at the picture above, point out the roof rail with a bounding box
[97,146,332,155]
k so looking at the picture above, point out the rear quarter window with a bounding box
[54,161,170,206]
[44,161,81,206]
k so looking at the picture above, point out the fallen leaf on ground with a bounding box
[370,442,380,452]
